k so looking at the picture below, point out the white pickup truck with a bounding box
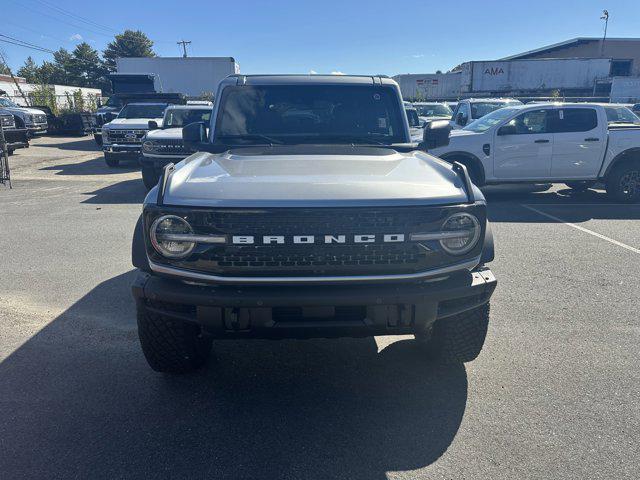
[430,103,640,202]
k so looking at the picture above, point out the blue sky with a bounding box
[2,0,639,76]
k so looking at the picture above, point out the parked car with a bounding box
[632,103,640,115]
[0,110,29,155]
[601,103,640,125]
[450,98,522,129]
[0,97,48,135]
[131,74,497,373]
[404,104,423,141]
[414,102,453,125]
[430,103,640,202]
[140,104,213,189]
[101,103,169,167]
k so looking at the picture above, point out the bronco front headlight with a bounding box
[150,215,196,259]
[438,213,481,255]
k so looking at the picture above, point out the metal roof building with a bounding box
[501,37,640,77]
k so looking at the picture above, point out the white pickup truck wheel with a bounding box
[606,162,640,203]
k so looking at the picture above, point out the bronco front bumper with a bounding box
[132,268,496,339]
[103,143,142,154]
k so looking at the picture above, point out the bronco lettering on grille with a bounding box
[231,234,405,245]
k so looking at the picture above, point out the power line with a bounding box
[0,34,56,54]
[29,0,118,33]
[0,37,55,54]
[7,0,115,38]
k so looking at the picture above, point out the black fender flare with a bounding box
[132,215,151,273]
[481,221,494,264]
[602,147,640,177]
[439,151,486,186]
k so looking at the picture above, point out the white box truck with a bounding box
[115,57,240,98]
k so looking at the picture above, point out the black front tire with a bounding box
[415,303,490,363]
[141,164,160,190]
[137,308,213,374]
[104,152,119,168]
[606,161,640,203]
[7,149,14,156]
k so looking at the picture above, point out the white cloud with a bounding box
[70,33,83,42]
[331,71,345,75]
[309,70,318,74]
[411,54,425,58]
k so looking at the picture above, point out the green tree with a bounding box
[69,42,108,88]
[0,63,11,75]
[103,30,155,71]
[17,57,40,82]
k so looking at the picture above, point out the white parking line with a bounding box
[521,204,640,255]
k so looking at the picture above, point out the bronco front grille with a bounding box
[33,114,47,124]
[146,206,486,279]
[105,129,146,143]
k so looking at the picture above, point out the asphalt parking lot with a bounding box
[1,136,639,479]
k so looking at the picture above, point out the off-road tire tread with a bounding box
[104,153,119,168]
[419,303,490,363]
[141,165,160,190]
[137,309,212,373]
[606,161,640,203]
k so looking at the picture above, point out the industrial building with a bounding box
[395,37,640,102]
[0,74,101,108]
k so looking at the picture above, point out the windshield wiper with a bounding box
[217,134,284,145]
[318,135,390,146]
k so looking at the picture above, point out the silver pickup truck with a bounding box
[131,75,497,374]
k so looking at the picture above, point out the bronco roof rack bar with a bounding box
[157,163,175,206]
[452,161,475,204]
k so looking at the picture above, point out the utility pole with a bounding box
[177,40,191,58]
[0,50,30,106]
[600,10,609,57]
[0,120,11,188]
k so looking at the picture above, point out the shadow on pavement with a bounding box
[35,137,100,151]
[81,178,147,204]
[40,155,140,177]
[0,271,467,479]
[484,184,640,223]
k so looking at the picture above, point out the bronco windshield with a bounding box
[416,104,453,117]
[471,101,521,119]
[214,85,406,145]
[164,108,212,128]
[117,104,167,119]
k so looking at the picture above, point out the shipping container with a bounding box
[610,76,640,103]
[116,57,240,98]
[461,58,612,94]
[392,73,462,100]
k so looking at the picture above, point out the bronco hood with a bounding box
[105,118,163,129]
[155,146,474,207]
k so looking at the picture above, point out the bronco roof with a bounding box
[227,74,396,86]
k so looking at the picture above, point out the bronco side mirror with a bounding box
[148,120,159,130]
[421,119,451,150]
[182,121,207,149]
